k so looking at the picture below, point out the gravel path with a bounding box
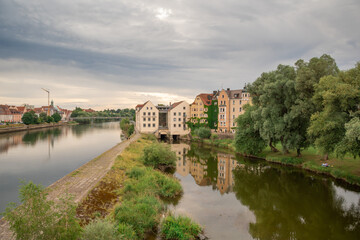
[0,132,141,239]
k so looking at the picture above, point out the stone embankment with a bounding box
[0,122,73,134]
[0,132,140,240]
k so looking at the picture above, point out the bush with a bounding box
[118,223,137,240]
[142,143,176,169]
[3,181,81,240]
[114,195,162,238]
[125,167,182,198]
[161,215,202,240]
[21,111,36,125]
[194,127,211,139]
[81,219,119,240]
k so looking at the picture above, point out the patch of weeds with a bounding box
[161,214,202,240]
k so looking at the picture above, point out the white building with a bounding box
[135,101,159,133]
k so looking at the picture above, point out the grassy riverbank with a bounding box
[194,135,360,186]
[78,134,203,239]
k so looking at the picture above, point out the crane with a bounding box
[41,88,50,116]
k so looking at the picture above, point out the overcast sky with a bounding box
[0,0,359,110]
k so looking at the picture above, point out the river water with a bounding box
[1,125,359,239]
[170,142,360,240]
[0,122,122,213]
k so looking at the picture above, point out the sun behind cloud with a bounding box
[156,8,172,20]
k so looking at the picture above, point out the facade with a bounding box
[135,100,190,138]
[217,88,252,133]
[135,101,159,134]
[190,93,213,124]
[167,101,191,137]
[0,105,13,122]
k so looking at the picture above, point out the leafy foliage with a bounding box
[3,181,81,240]
[120,118,134,138]
[21,111,37,125]
[194,127,211,139]
[161,215,202,240]
[142,143,176,168]
[234,104,266,155]
[81,219,121,240]
[52,112,61,122]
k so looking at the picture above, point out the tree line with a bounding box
[70,107,135,119]
[22,111,61,125]
[234,54,360,159]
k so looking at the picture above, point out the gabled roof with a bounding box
[168,101,183,111]
[198,93,213,106]
[16,106,26,113]
[135,100,149,111]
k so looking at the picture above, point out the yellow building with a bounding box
[217,88,252,133]
[190,93,214,124]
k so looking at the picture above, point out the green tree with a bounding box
[39,112,47,123]
[3,181,81,240]
[46,116,54,123]
[52,112,61,123]
[336,117,360,158]
[249,64,297,153]
[21,111,36,125]
[234,104,266,155]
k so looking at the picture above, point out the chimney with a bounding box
[227,88,230,91]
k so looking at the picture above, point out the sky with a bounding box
[0,0,359,110]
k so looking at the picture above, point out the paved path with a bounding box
[0,132,141,239]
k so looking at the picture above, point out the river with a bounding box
[1,126,360,239]
[0,122,122,213]
[170,142,360,240]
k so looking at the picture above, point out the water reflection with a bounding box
[0,122,121,213]
[171,142,360,240]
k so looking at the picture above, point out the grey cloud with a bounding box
[0,0,359,109]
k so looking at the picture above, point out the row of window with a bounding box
[143,118,156,121]
[143,112,156,116]
[143,123,156,127]
[173,118,185,122]
[173,112,186,116]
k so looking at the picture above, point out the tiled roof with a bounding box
[0,105,11,115]
[198,93,213,106]
[169,101,183,111]
[136,101,149,111]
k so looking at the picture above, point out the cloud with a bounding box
[0,0,359,109]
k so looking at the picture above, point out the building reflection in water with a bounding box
[171,143,244,194]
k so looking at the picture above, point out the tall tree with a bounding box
[308,63,360,159]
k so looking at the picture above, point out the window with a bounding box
[233,108,235,112]
[183,112,186,117]
[146,107,148,110]
[173,112,176,116]
[220,101,223,105]
[233,100,235,104]
[178,118,181,121]
[174,124,176,127]
[178,124,181,127]
[143,112,146,116]
[143,124,146,127]
[148,124,150,127]
[174,118,176,121]
[150,107,152,110]
[233,115,235,119]
[152,124,155,127]
[153,118,155,121]
[239,100,242,105]
[183,107,186,110]
[143,118,146,121]
[148,118,150,121]
[239,107,242,112]
[222,95,224,98]
[178,112,181,116]
[153,112,155,115]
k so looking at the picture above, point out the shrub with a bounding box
[117,223,137,240]
[3,181,81,240]
[161,215,202,240]
[52,113,61,123]
[194,127,211,139]
[114,195,162,238]
[142,143,176,169]
[81,219,119,240]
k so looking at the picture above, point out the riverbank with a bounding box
[0,121,78,134]
[192,136,360,187]
[77,134,205,239]
[0,131,141,239]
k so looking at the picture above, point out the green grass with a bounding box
[161,215,202,240]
